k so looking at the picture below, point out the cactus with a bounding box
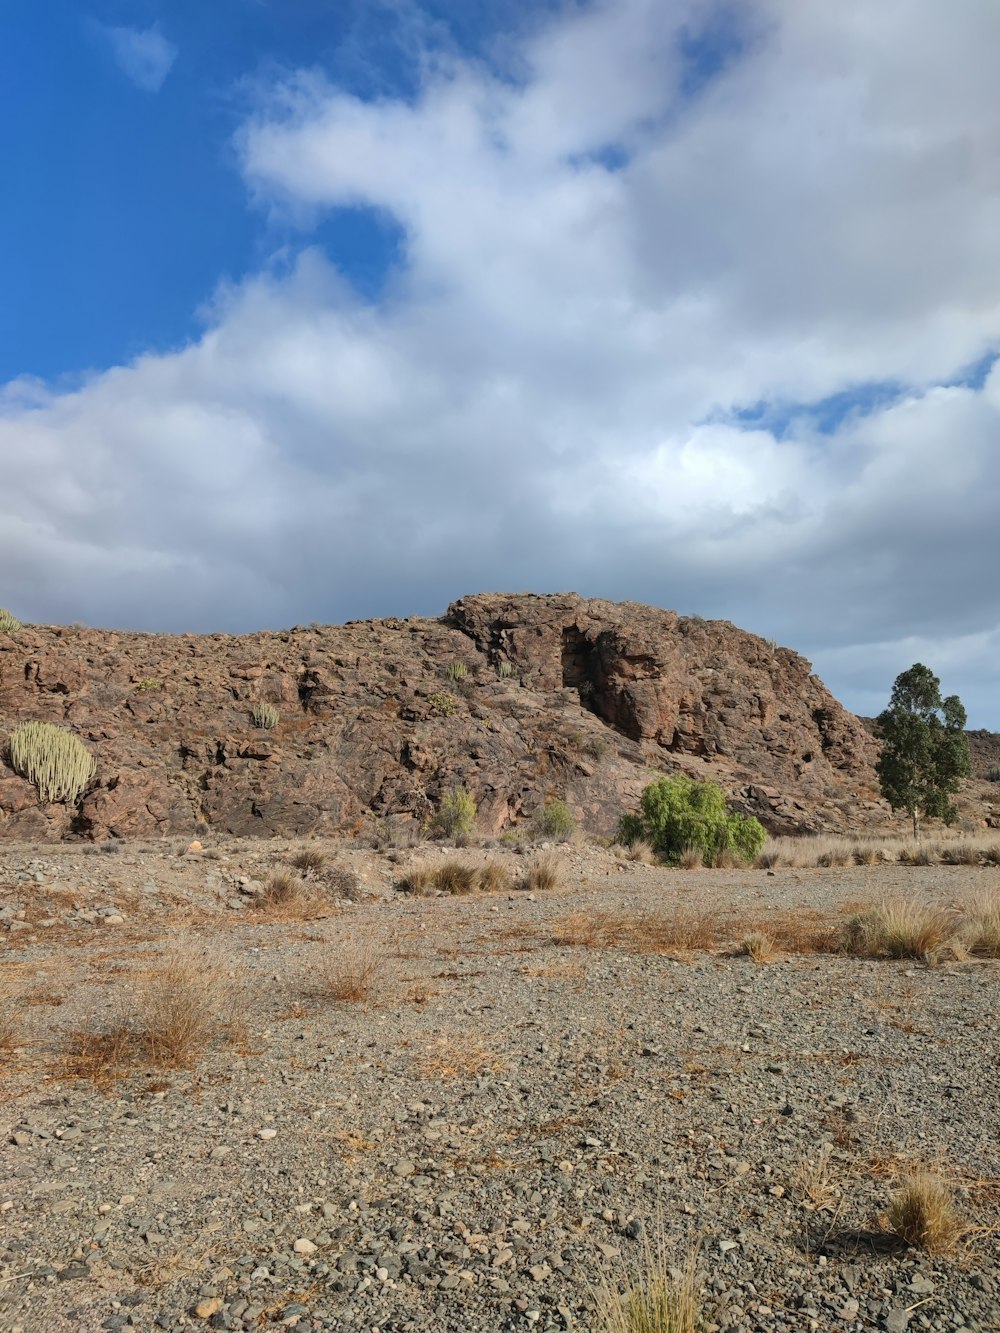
[251,702,280,729]
[8,721,96,804]
[0,608,21,635]
[447,661,469,682]
[497,660,514,679]
[988,765,1000,783]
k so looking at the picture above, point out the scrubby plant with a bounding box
[430,786,477,839]
[447,661,469,682]
[135,677,162,691]
[427,691,457,717]
[617,775,766,867]
[8,721,96,804]
[497,660,515,679]
[587,736,610,762]
[988,765,1000,783]
[251,702,280,729]
[0,608,22,635]
[843,899,957,960]
[290,847,326,873]
[524,853,563,892]
[531,798,576,841]
[886,1174,962,1253]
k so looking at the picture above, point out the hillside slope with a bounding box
[0,592,889,841]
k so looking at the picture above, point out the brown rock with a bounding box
[0,592,966,844]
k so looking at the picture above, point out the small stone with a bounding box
[258,1128,278,1140]
[393,1159,415,1177]
[884,1311,910,1333]
[195,1298,223,1319]
[187,841,204,854]
[293,1238,317,1255]
[719,1240,739,1253]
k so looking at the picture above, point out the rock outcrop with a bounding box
[0,593,890,842]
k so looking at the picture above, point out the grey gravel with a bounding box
[2,838,999,1331]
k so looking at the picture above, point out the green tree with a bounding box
[874,664,971,837]
[617,774,766,866]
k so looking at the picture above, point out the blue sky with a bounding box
[2,0,1000,725]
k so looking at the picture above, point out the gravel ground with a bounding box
[1,838,999,1332]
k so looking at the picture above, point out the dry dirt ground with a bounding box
[1,837,998,1333]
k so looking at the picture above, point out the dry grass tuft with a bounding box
[310,936,387,1003]
[478,859,514,893]
[290,847,327,873]
[0,985,24,1053]
[843,899,958,961]
[66,950,243,1083]
[940,843,981,867]
[396,865,438,896]
[260,871,326,917]
[793,1142,840,1213]
[736,931,777,963]
[524,853,563,892]
[885,1174,963,1253]
[433,860,480,896]
[596,1246,699,1333]
[626,838,658,865]
[677,846,703,870]
[961,892,1000,958]
[416,1037,506,1080]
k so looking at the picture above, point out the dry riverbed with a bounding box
[1,838,999,1332]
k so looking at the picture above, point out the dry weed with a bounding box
[260,871,326,917]
[677,846,703,870]
[290,847,326,873]
[310,936,387,1003]
[843,900,958,961]
[66,949,243,1083]
[736,931,777,964]
[961,892,1000,958]
[416,1037,506,1080]
[434,860,480,895]
[793,1142,840,1212]
[626,839,658,865]
[885,1174,963,1253]
[478,859,514,893]
[595,1244,699,1333]
[524,853,563,892]
[0,984,24,1053]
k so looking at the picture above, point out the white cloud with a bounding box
[4,0,1000,724]
[101,23,177,92]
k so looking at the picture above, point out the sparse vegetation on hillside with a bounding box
[8,720,96,804]
[618,775,766,867]
[430,786,477,839]
[0,608,22,634]
[251,701,280,729]
[530,797,576,841]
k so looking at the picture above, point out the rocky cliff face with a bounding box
[0,593,889,842]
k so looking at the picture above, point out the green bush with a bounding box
[531,798,576,841]
[431,786,477,839]
[988,765,1000,783]
[427,691,456,717]
[251,702,280,729]
[497,660,515,679]
[8,721,96,804]
[447,661,469,682]
[0,608,21,635]
[617,775,766,867]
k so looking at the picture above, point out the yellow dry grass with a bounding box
[885,1174,964,1253]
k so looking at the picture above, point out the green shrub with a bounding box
[0,608,22,635]
[531,798,576,841]
[988,765,1000,783]
[251,702,280,729]
[616,775,766,867]
[497,660,515,679]
[8,721,97,804]
[427,691,457,717]
[447,661,469,682]
[136,677,162,691]
[431,786,477,839]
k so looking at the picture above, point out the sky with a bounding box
[2,0,999,726]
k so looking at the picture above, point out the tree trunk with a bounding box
[911,806,920,839]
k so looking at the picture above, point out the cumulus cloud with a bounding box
[101,22,177,92]
[4,0,1000,722]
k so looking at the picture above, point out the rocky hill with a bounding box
[0,593,894,842]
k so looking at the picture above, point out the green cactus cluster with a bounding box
[251,702,280,729]
[8,720,96,804]
[0,608,22,635]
